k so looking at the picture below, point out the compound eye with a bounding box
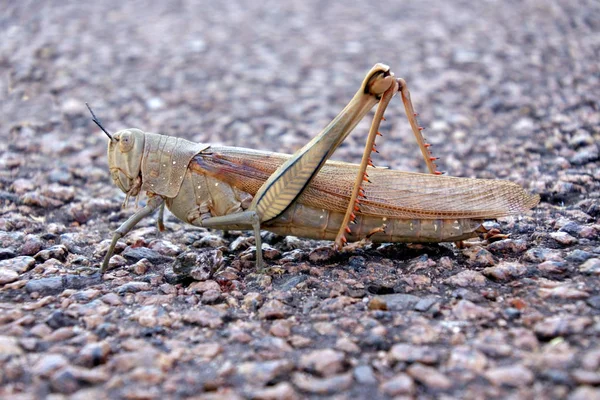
[119,131,134,153]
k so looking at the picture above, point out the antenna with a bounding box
[85,103,114,141]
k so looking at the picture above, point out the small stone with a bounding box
[523,247,562,263]
[188,280,221,293]
[258,299,292,320]
[25,276,64,294]
[444,270,487,287]
[485,364,534,387]
[452,300,495,320]
[0,335,24,358]
[372,293,420,311]
[299,349,346,377]
[0,268,18,284]
[131,258,152,275]
[566,249,593,263]
[447,346,488,372]
[538,261,568,274]
[461,246,495,267]
[550,231,578,245]
[116,281,151,294]
[353,365,377,385]
[407,363,452,390]
[367,297,388,310]
[0,256,36,273]
[192,343,222,360]
[77,341,111,367]
[34,245,68,262]
[538,285,589,299]
[569,386,600,400]
[389,344,440,365]
[237,360,294,385]
[579,258,600,275]
[32,354,69,377]
[335,337,360,354]
[308,246,336,263]
[194,234,227,248]
[21,236,44,256]
[291,372,353,394]
[482,262,528,281]
[122,246,173,264]
[172,250,223,280]
[380,373,415,396]
[148,239,182,256]
[46,310,77,329]
[242,292,264,311]
[202,289,221,304]
[572,369,600,385]
[182,308,224,328]
[247,382,299,400]
[486,239,527,254]
[270,320,292,338]
[534,316,592,339]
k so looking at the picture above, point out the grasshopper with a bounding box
[89,64,539,273]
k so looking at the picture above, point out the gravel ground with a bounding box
[1,0,599,399]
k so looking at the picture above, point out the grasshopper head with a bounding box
[107,129,146,197]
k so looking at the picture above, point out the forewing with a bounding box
[192,146,539,220]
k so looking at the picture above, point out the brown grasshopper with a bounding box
[89,64,539,273]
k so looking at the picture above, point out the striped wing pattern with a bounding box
[192,146,539,220]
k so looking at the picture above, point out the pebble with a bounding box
[258,299,292,320]
[34,245,68,262]
[407,363,452,390]
[572,369,600,385]
[32,354,69,377]
[291,371,353,394]
[299,348,346,377]
[116,281,152,294]
[182,308,224,328]
[447,346,488,372]
[270,320,292,337]
[486,239,527,254]
[380,373,415,396]
[0,268,19,284]
[172,250,223,280]
[444,270,487,287]
[25,276,64,294]
[194,233,227,248]
[483,262,528,281]
[534,316,592,339]
[0,335,24,358]
[579,258,600,275]
[461,246,495,267]
[308,246,336,263]
[550,231,578,245]
[122,246,173,264]
[566,249,593,263]
[569,386,600,400]
[538,261,568,274]
[247,382,300,400]
[523,247,562,263]
[388,343,441,365]
[77,341,111,367]
[371,293,420,311]
[538,285,589,300]
[237,360,294,385]
[485,364,534,387]
[0,256,36,273]
[353,365,377,385]
[452,300,495,320]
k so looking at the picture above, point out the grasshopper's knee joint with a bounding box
[364,65,395,97]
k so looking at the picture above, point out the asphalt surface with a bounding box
[1,1,599,399]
